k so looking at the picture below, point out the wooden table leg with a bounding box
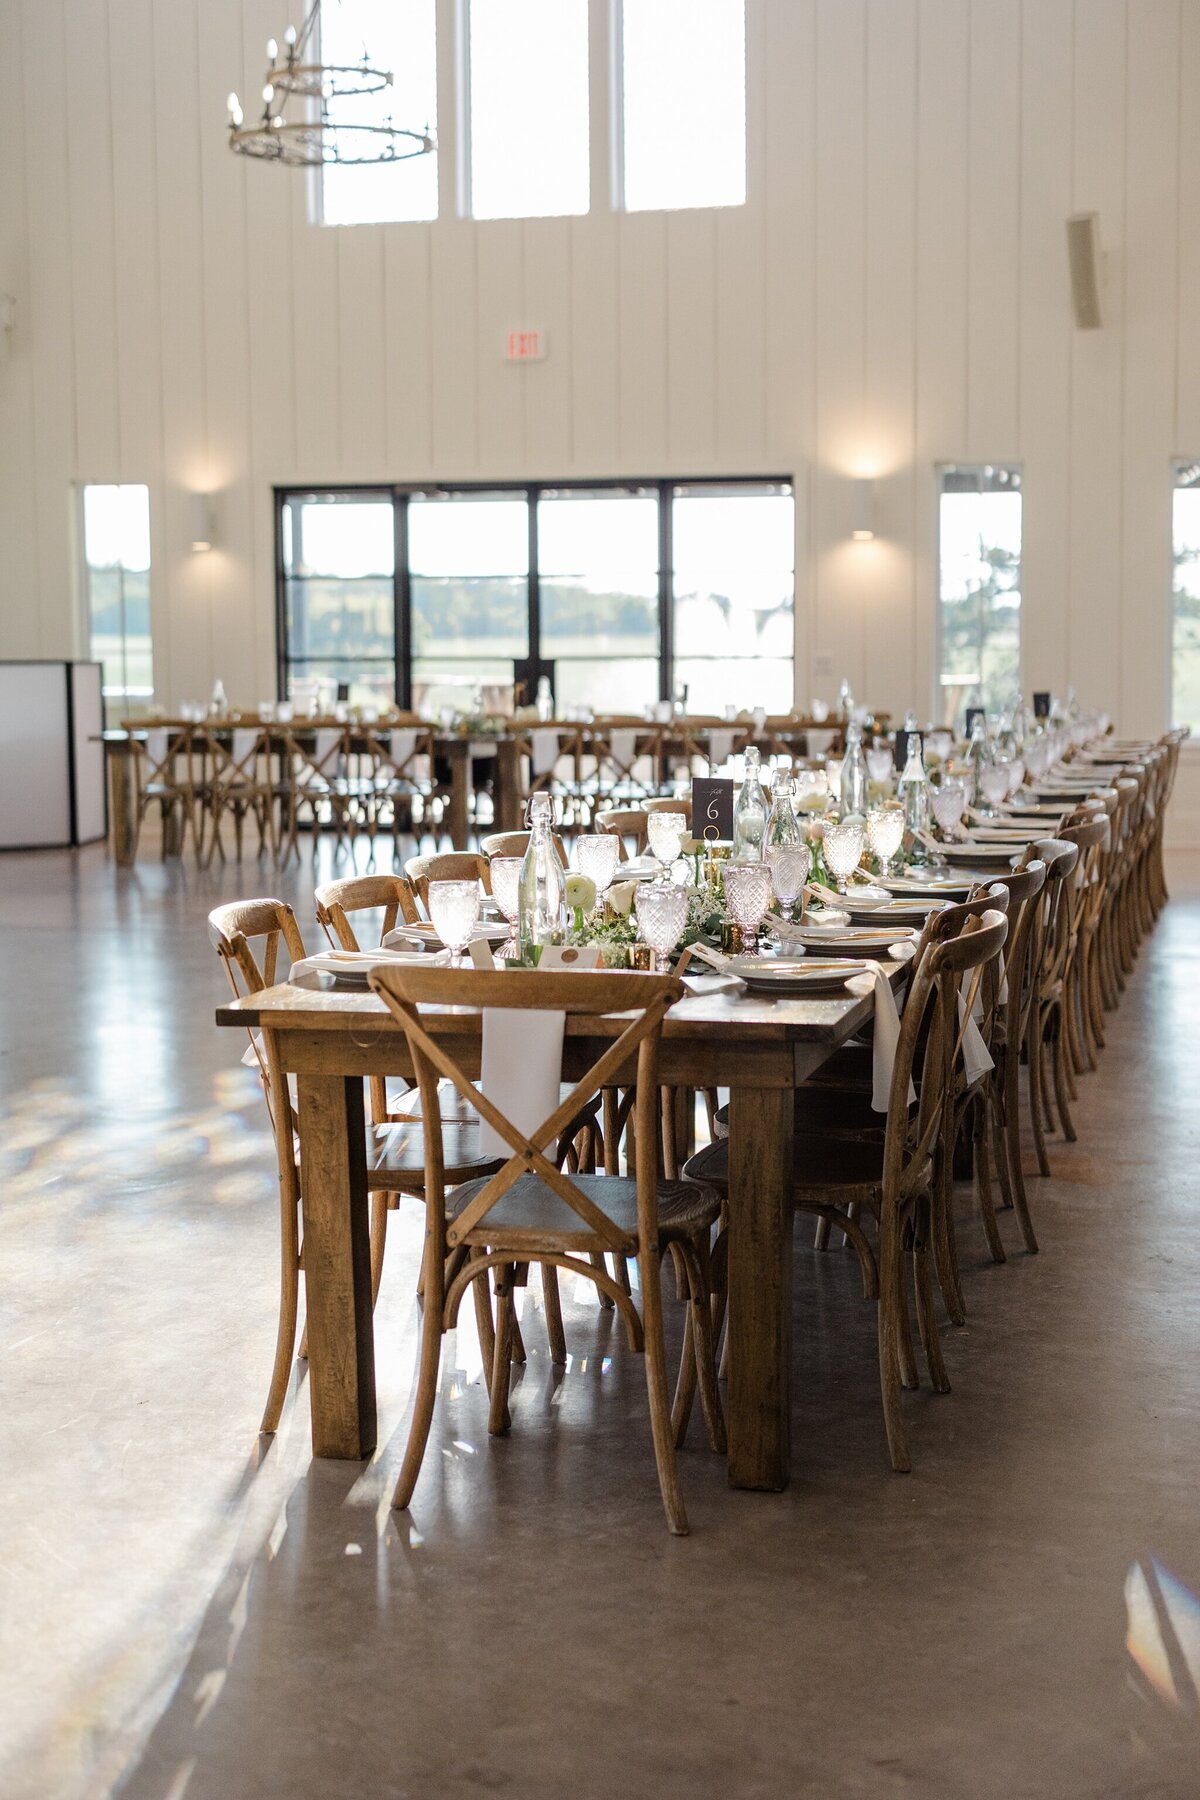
[725,1085,793,1490]
[107,744,137,866]
[495,737,522,833]
[297,1072,377,1460]
[443,740,470,849]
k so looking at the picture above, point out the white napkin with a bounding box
[145,728,169,769]
[845,960,916,1113]
[313,727,341,770]
[956,990,994,1085]
[479,1009,566,1159]
[810,699,830,723]
[292,947,451,978]
[707,728,736,767]
[609,728,638,772]
[389,728,418,766]
[531,728,560,777]
[752,707,768,734]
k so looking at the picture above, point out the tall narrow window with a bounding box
[671,484,794,712]
[280,492,396,708]
[468,0,589,219]
[319,0,438,225]
[408,493,530,714]
[538,489,660,712]
[81,484,153,723]
[1172,463,1200,730]
[936,465,1022,725]
[620,0,746,212]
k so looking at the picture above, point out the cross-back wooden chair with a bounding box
[133,725,202,861]
[404,850,493,913]
[685,910,1009,1473]
[201,725,281,865]
[479,829,569,864]
[208,898,309,1434]
[595,807,649,859]
[366,962,725,1535]
[1025,837,1082,1174]
[281,725,361,862]
[1058,815,1110,1076]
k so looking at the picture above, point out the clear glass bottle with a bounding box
[964,714,993,809]
[209,678,228,717]
[838,677,854,720]
[840,720,868,817]
[766,767,803,850]
[518,793,564,958]
[535,674,554,721]
[898,733,932,865]
[732,746,767,860]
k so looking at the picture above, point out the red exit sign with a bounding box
[505,328,547,362]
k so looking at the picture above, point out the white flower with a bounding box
[565,872,597,913]
[606,879,637,917]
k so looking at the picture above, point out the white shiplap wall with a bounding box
[1,0,1198,837]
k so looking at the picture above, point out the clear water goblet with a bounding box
[489,857,523,926]
[865,804,905,879]
[766,845,810,922]
[634,881,689,972]
[647,810,686,873]
[1006,757,1026,799]
[980,762,1011,814]
[723,861,775,951]
[823,820,866,895]
[931,780,967,839]
[427,879,481,961]
[576,833,620,895]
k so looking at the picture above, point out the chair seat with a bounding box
[685,1131,925,1198]
[368,1120,501,1192]
[447,1171,720,1254]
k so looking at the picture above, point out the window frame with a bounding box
[1170,459,1200,733]
[274,476,793,710]
[79,480,155,723]
[934,462,1023,726]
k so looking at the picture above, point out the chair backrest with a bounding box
[314,873,421,950]
[405,851,493,911]
[645,795,693,828]
[1031,837,1081,992]
[882,909,1009,1210]
[208,898,306,1142]
[367,964,681,1256]
[990,860,1048,1044]
[479,829,569,864]
[595,808,649,859]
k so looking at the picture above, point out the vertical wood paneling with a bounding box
[715,0,767,471]
[864,0,918,717]
[1119,0,1180,734]
[0,0,39,655]
[569,212,620,472]
[64,0,119,479]
[666,212,717,467]
[522,219,573,471]
[384,227,434,476]
[429,223,478,469]
[1176,2,1200,449]
[337,227,388,478]
[291,179,342,478]
[475,225,525,473]
[617,212,668,467]
[1068,0,1127,716]
[812,0,868,696]
[1017,0,1074,699]
[965,0,1022,459]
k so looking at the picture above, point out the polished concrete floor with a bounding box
[2,837,1200,1799]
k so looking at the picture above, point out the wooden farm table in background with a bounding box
[216,970,902,1492]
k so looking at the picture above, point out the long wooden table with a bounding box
[216,969,902,1492]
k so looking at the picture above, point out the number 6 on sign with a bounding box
[691,777,734,842]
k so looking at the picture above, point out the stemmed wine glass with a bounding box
[576,833,620,895]
[646,811,687,874]
[766,845,810,923]
[931,780,967,841]
[822,820,866,896]
[634,881,689,972]
[723,861,775,952]
[980,762,1011,815]
[489,856,523,957]
[427,879,481,962]
[865,804,905,880]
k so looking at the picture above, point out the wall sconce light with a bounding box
[851,478,875,541]
[189,493,215,553]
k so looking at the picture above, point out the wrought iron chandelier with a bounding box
[226,1,435,169]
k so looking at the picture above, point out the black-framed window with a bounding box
[275,479,794,713]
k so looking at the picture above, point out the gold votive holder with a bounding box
[630,942,654,972]
[720,921,746,955]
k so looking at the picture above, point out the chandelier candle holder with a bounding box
[227,3,435,169]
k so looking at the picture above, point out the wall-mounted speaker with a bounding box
[1067,212,1104,330]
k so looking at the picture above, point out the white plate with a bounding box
[786,925,919,957]
[619,856,663,881]
[725,956,868,995]
[940,843,1020,865]
[383,920,512,952]
[847,897,946,924]
[885,874,973,895]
